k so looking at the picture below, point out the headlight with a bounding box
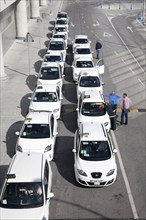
[106,169,115,176]
[54,108,59,113]
[17,145,22,152]
[104,122,109,127]
[77,169,87,176]
[44,145,51,152]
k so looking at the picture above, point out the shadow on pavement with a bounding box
[6,120,23,158]
[20,93,32,117]
[62,83,77,104]
[0,165,9,191]
[46,33,52,39]
[48,26,54,32]
[49,20,55,26]
[61,104,77,134]
[34,60,42,73]
[64,67,73,83]
[38,49,47,58]
[26,74,37,91]
[65,53,73,66]
[54,136,78,186]
[44,40,49,48]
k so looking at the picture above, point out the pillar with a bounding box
[15,0,28,39]
[0,32,6,78]
[40,0,47,6]
[30,0,40,18]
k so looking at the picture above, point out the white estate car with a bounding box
[41,51,65,73]
[73,45,93,60]
[76,69,104,99]
[76,90,111,131]
[55,18,69,30]
[37,62,64,89]
[72,122,117,187]
[72,35,91,53]
[52,25,68,36]
[72,57,105,81]
[52,32,68,49]
[0,152,54,220]
[15,111,58,161]
[56,11,70,21]
[47,38,67,61]
[28,84,62,119]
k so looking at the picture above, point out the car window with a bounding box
[49,42,64,50]
[40,67,59,80]
[0,182,43,208]
[79,141,111,161]
[79,76,100,87]
[20,124,50,138]
[50,115,54,135]
[81,102,106,116]
[44,162,49,198]
[75,39,88,44]
[76,48,90,54]
[33,92,58,102]
[45,55,61,62]
[76,61,93,68]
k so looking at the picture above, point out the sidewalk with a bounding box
[0,1,61,173]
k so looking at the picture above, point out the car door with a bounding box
[50,115,56,153]
[96,59,104,75]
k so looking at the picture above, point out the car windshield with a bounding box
[57,13,67,18]
[76,48,91,54]
[75,39,88,44]
[79,76,100,87]
[79,141,111,161]
[55,27,67,32]
[33,92,58,102]
[0,182,43,208]
[56,20,67,25]
[53,35,65,40]
[49,42,64,50]
[81,102,106,116]
[76,61,93,68]
[44,55,62,62]
[20,124,50,138]
[40,67,59,79]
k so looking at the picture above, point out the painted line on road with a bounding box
[106,14,146,76]
[111,130,139,219]
[122,58,126,64]
[138,79,145,87]
[114,51,118,55]
[129,67,135,75]
[86,25,89,29]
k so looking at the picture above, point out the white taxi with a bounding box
[47,38,67,61]
[76,69,104,99]
[37,62,64,89]
[15,111,58,161]
[0,152,54,220]
[55,18,69,30]
[28,84,62,119]
[72,122,117,187]
[73,45,93,60]
[52,32,68,49]
[76,90,111,131]
[72,35,91,53]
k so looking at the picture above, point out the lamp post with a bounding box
[24,32,34,75]
[37,17,42,49]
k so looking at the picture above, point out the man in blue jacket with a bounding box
[103,91,121,111]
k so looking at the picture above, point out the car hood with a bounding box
[29,101,60,111]
[0,206,44,220]
[17,138,51,152]
[78,86,103,95]
[77,156,116,175]
[74,67,94,74]
[79,113,110,124]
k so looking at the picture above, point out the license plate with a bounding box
[90,180,100,185]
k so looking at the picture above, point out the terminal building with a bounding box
[0,0,48,77]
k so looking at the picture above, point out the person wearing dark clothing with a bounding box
[105,101,117,130]
[95,41,102,59]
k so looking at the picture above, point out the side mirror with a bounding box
[76,108,79,111]
[72,149,77,153]
[47,192,54,199]
[113,149,117,154]
[102,82,105,85]
[35,74,38,78]
[75,82,78,85]
[15,131,20,136]
[28,97,32,100]
[53,131,58,136]
[89,41,92,43]
[40,58,43,61]
[92,51,94,54]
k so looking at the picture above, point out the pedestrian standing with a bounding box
[120,93,132,125]
[103,91,121,111]
[95,41,102,59]
[105,101,117,130]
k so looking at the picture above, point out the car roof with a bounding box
[35,84,57,92]
[82,90,104,102]
[58,11,67,15]
[45,51,62,56]
[41,62,59,68]
[7,153,44,183]
[79,69,100,77]
[25,110,52,125]
[75,35,88,39]
[75,45,91,49]
[49,38,65,43]
[54,24,67,28]
[75,57,93,62]
[80,122,107,141]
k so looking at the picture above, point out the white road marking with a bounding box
[129,67,135,75]
[138,79,145,87]
[106,14,146,76]
[111,130,139,219]
[104,32,112,37]
[87,25,89,29]
[114,51,118,55]
[122,58,126,64]
[127,26,133,32]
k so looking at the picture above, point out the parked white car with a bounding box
[47,38,67,62]
[0,152,54,220]
[55,18,69,30]
[56,11,70,21]
[76,90,111,131]
[76,69,104,99]
[15,111,58,161]
[28,84,62,119]
[72,35,91,53]
[37,62,64,89]
[72,121,117,187]
[73,45,93,60]
[52,32,68,49]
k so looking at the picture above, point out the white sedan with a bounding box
[72,35,91,53]
[72,121,117,187]
[73,44,93,60]
[28,84,62,119]
[15,111,58,161]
